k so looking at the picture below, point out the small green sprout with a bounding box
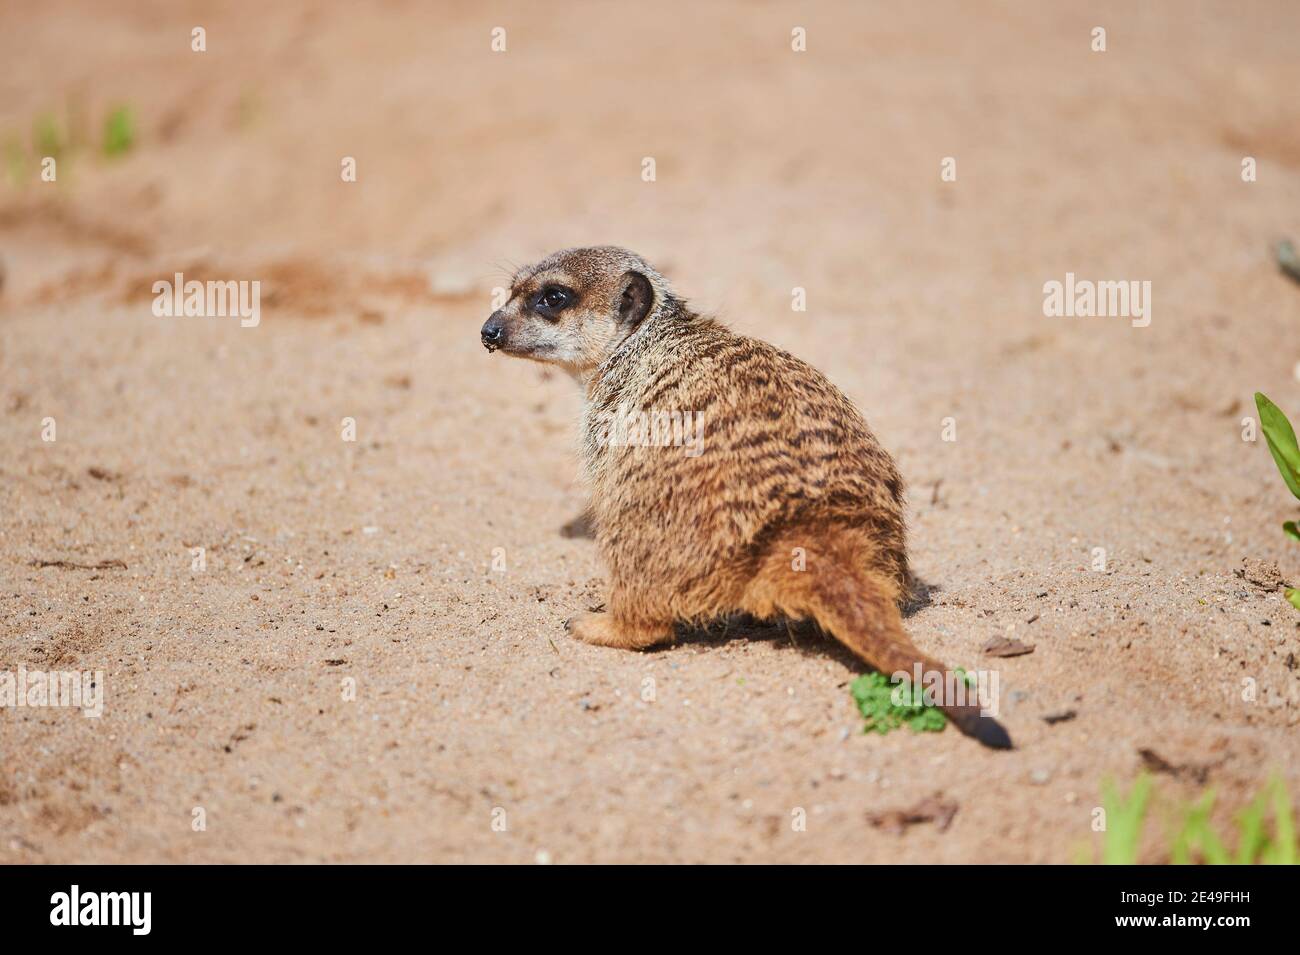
[3,135,26,187]
[849,671,947,735]
[102,105,135,158]
[33,112,68,160]
[1102,774,1153,865]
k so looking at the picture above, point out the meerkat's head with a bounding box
[480,247,675,374]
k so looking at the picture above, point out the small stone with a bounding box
[984,636,1035,657]
[1237,557,1286,592]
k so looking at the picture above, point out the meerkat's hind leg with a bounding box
[743,527,1013,750]
[559,507,597,539]
[564,610,674,650]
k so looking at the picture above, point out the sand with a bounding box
[2,0,1299,863]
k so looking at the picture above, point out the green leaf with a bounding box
[1270,777,1296,865]
[1102,774,1152,865]
[1200,824,1230,865]
[1255,393,1300,500]
[1176,790,1230,864]
[1285,522,1300,542]
[849,672,947,736]
[1233,792,1268,864]
[1287,589,1300,611]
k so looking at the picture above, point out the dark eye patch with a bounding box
[531,286,575,315]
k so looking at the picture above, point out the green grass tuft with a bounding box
[849,671,947,735]
[1102,774,1153,864]
[33,111,68,160]
[1098,773,1297,864]
[3,135,27,186]
[102,105,135,157]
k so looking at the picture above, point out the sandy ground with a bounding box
[2,0,1300,864]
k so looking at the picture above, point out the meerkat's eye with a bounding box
[538,287,570,310]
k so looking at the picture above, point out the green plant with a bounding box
[1260,775,1295,864]
[33,111,68,160]
[1169,789,1229,864]
[1102,774,1153,864]
[3,134,26,187]
[1095,773,1297,864]
[102,105,135,158]
[849,671,947,735]
[1255,392,1300,608]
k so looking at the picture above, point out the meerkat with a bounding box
[481,247,1011,749]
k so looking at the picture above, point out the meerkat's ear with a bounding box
[616,271,654,326]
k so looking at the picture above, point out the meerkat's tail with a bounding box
[751,540,1012,750]
[819,566,1011,750]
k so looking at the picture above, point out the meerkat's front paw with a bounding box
[564,611,623,647]
[564,611,672,650]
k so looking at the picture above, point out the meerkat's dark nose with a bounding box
[481,312,506,351]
